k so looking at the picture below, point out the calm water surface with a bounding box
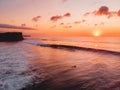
[0,37,120,90]
[24,37,120,90]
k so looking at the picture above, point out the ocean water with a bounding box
[0,37,120,90]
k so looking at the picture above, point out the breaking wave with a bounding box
[36,43,120,55]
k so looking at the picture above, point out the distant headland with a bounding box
[0,32,24,42]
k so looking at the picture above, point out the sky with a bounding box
[0,0,120,36]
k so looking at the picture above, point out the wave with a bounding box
[24,40,120,56]
[41,39,120,44]
[37,43,120,56]
[0,43,34,90]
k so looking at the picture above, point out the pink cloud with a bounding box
[82,19,86,22]
[74,21,81,24]
[64,26,72,28]
[60,23,64,25]
[32,16,41,22]
[95,6,109,15]
[62,0,67,2]
[21,24,26,27]
[84,12,91,16]
[64,13,71,17]
[50,16,63,22]
[118,10,120,16]
[84,6,120,18]
[50,13,71,22]
[94,24,98,26]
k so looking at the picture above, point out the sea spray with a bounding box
[0,42,37,90]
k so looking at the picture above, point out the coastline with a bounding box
[20,42,120,90]
[0,32,24,42]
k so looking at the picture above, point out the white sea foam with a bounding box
[0,42,35,90]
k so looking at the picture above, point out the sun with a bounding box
[93,30,101,37]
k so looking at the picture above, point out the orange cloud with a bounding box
[84,12,91,16]
[21,24,26,27]
[50,15,63,22]
[95,6,109,15]
[94,24,98,26]
[118,10,120,16]
[82,19,86,22]
[64,25,72,28]
[60,23,64,25]
[84,6,120,18]
[74,21,81,24]
[32,16,41,22]
[62,0,67,2]
[50,13,71,22]
[64,13,71,17]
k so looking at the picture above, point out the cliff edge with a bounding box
[0,32,24,42]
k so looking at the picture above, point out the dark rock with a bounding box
[0,32,24,42]
[72,65,77,68]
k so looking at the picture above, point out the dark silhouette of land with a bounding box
[0,32,24,42]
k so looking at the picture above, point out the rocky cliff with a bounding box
[0,32,24,41]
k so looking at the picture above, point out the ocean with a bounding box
[0,36,120,90]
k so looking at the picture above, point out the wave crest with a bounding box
[37,43,120,55]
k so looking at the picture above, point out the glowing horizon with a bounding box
[0,0,120,36]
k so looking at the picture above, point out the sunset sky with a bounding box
[0,0,120,36]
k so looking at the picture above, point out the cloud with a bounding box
[82,19,86,22]
[62,0,72,3]
[94,24,98,26]
[73,20,85,24]
[84,12,91,16]
[64,26,72,28]
[118,10,120,16]
[64,13,71,17]
[50,12,71,22]
[84,6,120,18]
[50,16,63,22]
[96,6,109,15]
[0,24,35,30]
[74,21,81,24]
[62,0,68,2]
[21,24,26,27]
[60,23,64,25]
[32,16,41,22]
